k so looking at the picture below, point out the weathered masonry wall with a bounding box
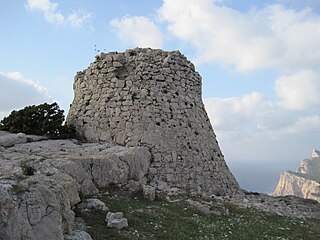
[67,48,240,196]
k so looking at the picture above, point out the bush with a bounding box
[20,161,36,176]
[0,102,76,139]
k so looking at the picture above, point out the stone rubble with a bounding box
[67,48,240,196]
[182,190,320,220]
[226,191,320,219]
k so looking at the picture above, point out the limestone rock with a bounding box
[78,198,109,211]
[64,230,93,240]
[0,130,46,147]
[229,192,320,219]
[118,147,151,181]
[105,212,128,230]
[45,158,99,196]
[274,149,320,202]
[91,153,129,188]
[67,48,240,196]
[142,185,156,201]
[0,176,75,240]
[0,131,153,239]
[187,199,211,215]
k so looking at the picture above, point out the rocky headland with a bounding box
[274,149,320,202]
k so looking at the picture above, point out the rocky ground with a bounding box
[77,190,320,240]
[1,131,319,240]
[0,131,151,239]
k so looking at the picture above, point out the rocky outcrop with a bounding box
[273,149,320,202]
[0,175,77,240]
[0,131,152,240]
[67,48,240,196]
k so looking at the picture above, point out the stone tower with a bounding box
[67,48,240,196]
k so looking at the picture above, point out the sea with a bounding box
[228,160,300,194]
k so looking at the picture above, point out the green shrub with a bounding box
[20,161,36,176]
[0,102,76,139]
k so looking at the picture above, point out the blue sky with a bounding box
[1,0,320,192]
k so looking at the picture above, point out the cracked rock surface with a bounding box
[0,131,151,240]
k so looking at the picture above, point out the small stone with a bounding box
[116,80,125,88]
[113,61,123,68]
[105,55,113,62]
[17,133,25,138]
[107,218,128,230]
[154,74,165,81]
[143,185,156,201]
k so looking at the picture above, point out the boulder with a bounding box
[105,212,128,230]
[91,153,129,188]
[118,147,151,181]
[0,175,75,240]
[64,230,92,240]
[78,198,109,211]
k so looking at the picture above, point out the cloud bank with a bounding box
[110,16,163,48]
[159,0,320,72]
[0,71,52,120]
[26,0,92,27]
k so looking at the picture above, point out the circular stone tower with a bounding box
[67,48,240,196]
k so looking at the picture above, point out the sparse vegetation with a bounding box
[0,102,76,139]
[20,161,36,176]
[77,190,320,240]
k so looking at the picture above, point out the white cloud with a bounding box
[67,10,92,28]
[204,92,320,163]
[1,71,47,93]
[26,0,57,12]
[26,0,91,27]
[26,0,64,24]
[204,88,320,139]
[275,70,320,110]
[110,16,163,48]
[280,115,320,134]
[0,71,52,118]
[204,92,264,132]
[158,0,320,72]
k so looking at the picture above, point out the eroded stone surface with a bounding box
[0,176,75,240]
[0,131,152,240]
[67,48,240,196]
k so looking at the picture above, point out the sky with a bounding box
[1,0,319,193]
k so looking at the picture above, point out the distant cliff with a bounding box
[273,149,320,202]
